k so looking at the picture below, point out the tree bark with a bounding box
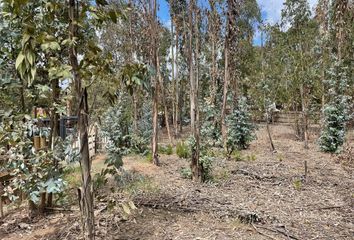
[188,0,201,182]
[221,36,229,152]
[69,1,95,239]
[47,77,60,208]
[150,0,159,166]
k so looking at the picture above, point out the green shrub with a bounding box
[145,151,153,162]
[231,150,244,161]
[318,59,351,153]
[200,155,214,181]
[180,167,192,179]
[200,103,222,147]
[158,144,173,155]
[246,154,257,161]
[165,144,173,155]
[176,141,190,159]
[226,97,256,156]
[319,103,350,153]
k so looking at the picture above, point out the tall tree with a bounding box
[68,1,94,238]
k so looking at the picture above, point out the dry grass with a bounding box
[1,125,353,240]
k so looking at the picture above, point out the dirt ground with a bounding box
[0,124,353,240]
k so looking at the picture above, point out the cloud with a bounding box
[257,0,318,24]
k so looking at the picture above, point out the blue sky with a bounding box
[157,0,318,46]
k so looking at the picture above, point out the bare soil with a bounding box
[0,125,353,240]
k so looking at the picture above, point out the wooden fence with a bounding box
[255,111,321,125]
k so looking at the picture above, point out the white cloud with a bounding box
[257,0,318,24]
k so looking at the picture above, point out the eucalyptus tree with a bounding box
[187,0,202,181]
[221,0,260,151]
[281,0,318,149]
[319,0,353,152]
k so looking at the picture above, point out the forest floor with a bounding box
[0,124,353,240]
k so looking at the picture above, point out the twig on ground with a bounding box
[251,223,279,240]
[256,225,299,240]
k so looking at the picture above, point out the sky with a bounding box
[157,0,319,46]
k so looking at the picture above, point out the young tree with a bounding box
[188,0,202,181]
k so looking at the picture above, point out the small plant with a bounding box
[176,141,190,159]
[226,97,256,156]
[180,167,192,179]
[200,155,214,181]
[277,153,284,162]
[230,150,244,161]
[93,172,108,193]
[246,154,257,161]
[158,144,173,155]
[165,144,173,155]
[293,179,302,191]
[215,169,230,181]
[144,151,153,163]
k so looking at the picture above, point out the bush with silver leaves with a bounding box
[226,97,256,156]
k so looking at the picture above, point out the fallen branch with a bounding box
[256,225,299,240]
[251,223,279,240]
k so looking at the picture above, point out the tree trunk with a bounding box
[301,84,309,149]
[221,38,229,152]
[133,92,138,134]
[266,112,276,152]
[47,78,60,208]
[150,0,159,166]
[189,0,201,182]
[210,34,217,105]
[69,1,94,239]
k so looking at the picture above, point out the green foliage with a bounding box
[101,105,129,171]
[176,141,190,159]
[319,103,350,153]
[226,97,256,156]
[180,167,192,179]
[159,144,173,155]
[277,153,284,162]
[0,114,66,203]
[200,102,221,147]
[144,152,153,163]
[319,59,352,153]
[293,179,302,191]
[199,155,214,181]
[230,150,244,161]
[246,154,257,161]
[93,172,108,193]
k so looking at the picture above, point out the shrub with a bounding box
[0,115,66,205]
[145,151,153,162]
[319,59,351,153]
[176,141,190,159]
[230,150,243,161]
[165,144,173,155]
[158,144,173,155]
[199,155,214,181]
[319,103,350,153]
[226,97,256,156]
[180,167,192,179]
[200,102,221,147]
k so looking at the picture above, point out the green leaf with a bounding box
[15,52,25,70]
[108,10,117,23]
[27,51,35,65]
[31,66,36,79]
[49,41,61,50]
[21,33,31,46]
